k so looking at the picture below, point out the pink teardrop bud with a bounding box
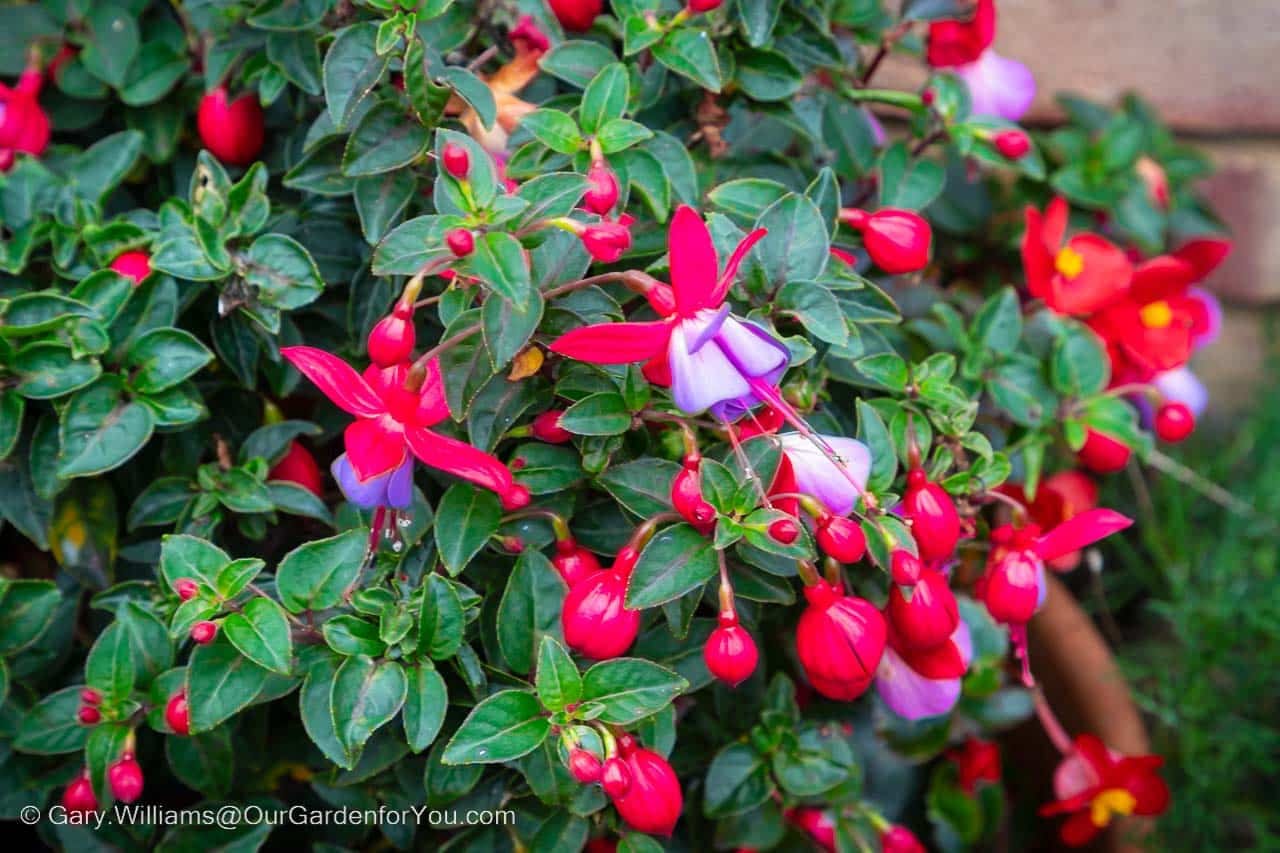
[442,143,470,179]
[583,160,620,215]
[568,747,603,783]
[107,753,144,803]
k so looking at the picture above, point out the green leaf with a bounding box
[708,178,789,221]
[465,231,533,303]
[596,118,654,154]
[704,742,774,818]
[187,637,276,733]
[80,3,140,89]
[737,0,782,46]
[434,484,502,575]
[540,40,617,88]
[276,528,367,613]
[754,193,829,287]
[57,378,155,479]
[419,573,465,660]
[13,343,100,400]
[0,580,60,654]
[559,391,632,436]
[777,281,847,345]
[2,292,97,336]
[324,23,388,127]
[397,656,445,747]
[244,233,324,311]
[355,170,417,244]
[115,601,173,689]
[522,108,584,155]
[159,534,229,591]
[373,214,452,275]
[497,550,565,675]
[626,523,717,609]
[333,655,408,756]
[652,28,722,92]
[125,328,214,394]
[482,288,544,368]
[323,614,386,657]
[343,102,431,176]
[1051,322,1109,396]
[598,458,680,517]
[877,141,946,210]
[535,636,582,712]
[580,658,686,724]
[735,48,802,102]
[442,690,550,765]
[299,652,350,766]
[581,63,630,134]
[970,287,1022,356]
[223,597,294,675]
[167,727,234,798]
[857,399,897,494]
[15,686,91,754]
[440,65,497,130]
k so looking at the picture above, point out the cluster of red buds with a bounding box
[566,732,682,836]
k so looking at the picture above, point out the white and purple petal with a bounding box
[876,621,971,721]
[776,433,872,516]
[956,50,1036,121]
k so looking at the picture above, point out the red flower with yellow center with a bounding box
[1022,197,1132,316]
[1040,734,1169,846]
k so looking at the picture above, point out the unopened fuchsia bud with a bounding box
[1076,429,1132,474]
[196,87,264,167]
[1155,401,1195,443]
[609,745,683,836]
[174,578,199,601]
[109,250,152,286]
[531,410,573,443]
[446,228,475,257]
[562,568,640,659]
[703,613,759,687]
[687,0,724,12]
[500,535,525,554]
[583,159,620,215]
[838,208,932,275]
[368,305,417,368]
[107,753,144,803]
[78,706,101,725]
[441,142,470,179]
[501,483,532,511]
[890,549,923,586]
[62,770,98,813]
[903,468,961,561]
[979,527,1044,626]
[881,825,926,853]
[887,568,959,650]
[768,517,799,545]
[992,129,1031,159]
[190,621,218,645]
[815,515,866,563]
[786,807,836,852]
[548,0,603,32]
[568,747,604,783]
[268,441,324,497]
[600,756,632,798]
[581,216,633,262]
[552,539,603,587]
[165,691,190,735]
[671,454,716,534]
[795,580,887,700]
[81,688,101,706]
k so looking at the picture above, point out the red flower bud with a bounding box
[815,515,866,563]
[552,539,604,587]
[568,747,603,783]
[562,569,640,659]
[887,569,959,650]
[531,410,573,443]
[600,756,632,798]
[785,807,836,852]
[671,456,716,534]
[703,614,759,687]
[921,88,936,106]
[78,706,101,725]
[190,621,218,645]
[368,309,416,368]
[890,549,923,586]
[166,691,190,736]
[610,747,683,836]
[109,250,152,286]
[581,218,632,262]
[268,441,324,497]
[0,64,51,168]
[881,825,926,853]
[993,129,1031,159]
[62,771,98,813]
[501,483,532,511]
[174,578,199,601]
[840,208,932,275]
[795,581,887,700]
[1076,429,1132,474]
[196,87,265,167]
[584,840,618,853]
[107,753,144,803]
[81,688,101,705]
[583,160,620,215]
[447,228,475,257]
[441,142,470,179]
[548,0,603,32]
[768,517,799,544]
[501,536,525,554]
[980,542,1043,625]
[903,469,961,561]
[688,0,724,11]
[1154,401,1195,443]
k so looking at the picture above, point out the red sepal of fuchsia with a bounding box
[531,410,573,443]
[993,129,1031,158]
[815,514,867,563]
[926,0,995,67]
[583,159,620,215]
[887,568,959,650]
[568,748,603,783]
[268,441,324,497]
[795,580,887,700]
[447,228,475,257]
[562,563,640,659]
[784,807,837,853]
[889,548,923,586]
[191,621,218,644]
[0,61,52,169]
[839,208,932,275]
[600,756,632,798]
[510,15,551,54]
[1154,401,1195,442]
[671,454,716,534]
[63,771,99,813]
[1040,734,1169,846]
[950,736,1002,793]
[1076,429,1132,474]
[107,753,144,803]
[368,304,417,368]
[881,825,926,853]
[109,250,152,286]
[550,205,767,364]
[1022,197,1133,317]
[768,517,799,545]
[703,613,759,687]
[1000,470,1098,571]
[552,539,603,587]
[166,692,190,735]
[78,706,101,725]
[737,404,784,439]
[441,142,470,179]
[903,468,961,561]
[196,87,265,167]
[281,347,529,510]
[609,745,684,836]
[548,0,602,32]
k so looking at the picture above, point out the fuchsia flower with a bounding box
[551,206,786,420]
[927,0,1035,121]
[771,433,871,516]
[0,62,51,171]
[281,347,529,514]
[875,618,971,720]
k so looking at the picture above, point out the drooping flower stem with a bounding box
[503,507,571,541]
[716,548,736,618]
[795,559,823,588]
[1033,688,1074,755]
